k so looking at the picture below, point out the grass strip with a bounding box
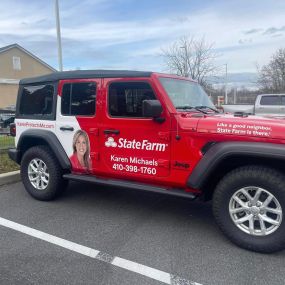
[0,152,19,174]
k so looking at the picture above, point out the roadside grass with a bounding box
[0,136,18,174]
[0,135,15,150]
[0,152,19,174]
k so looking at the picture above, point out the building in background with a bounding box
[0,44,56,109]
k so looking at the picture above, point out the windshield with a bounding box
[159,77,216,111]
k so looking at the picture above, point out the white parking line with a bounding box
[0,217,202,285]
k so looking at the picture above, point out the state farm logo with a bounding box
[105,137,117,147]
[105,137,167,152]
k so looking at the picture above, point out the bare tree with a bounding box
[258,48,285,92]
[161,36,219,87]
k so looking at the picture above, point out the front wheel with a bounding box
[213,165,285,253]
[21,146,66,201]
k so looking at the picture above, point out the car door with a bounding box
[98,78,171,183]
[56,79,101,174]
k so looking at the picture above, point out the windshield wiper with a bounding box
[175,105,208,114]
[195,105,219,114]
[175,105,194,110]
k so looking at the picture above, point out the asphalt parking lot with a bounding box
[0,181,285,285]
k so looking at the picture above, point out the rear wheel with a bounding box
[21,146,66,201]
[213,165,285,253]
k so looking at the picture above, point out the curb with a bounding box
[0,170,21,186]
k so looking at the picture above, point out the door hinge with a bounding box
[89,128,99,136]
[157,159,170,168]
[158,132,171,141]
[90,152,99,160]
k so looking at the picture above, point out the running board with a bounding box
[63,174,197,200]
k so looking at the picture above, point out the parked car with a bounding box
[4,104,16,112]
[0,112,15,128]
[8,70,285,253]
[222,93,285,115]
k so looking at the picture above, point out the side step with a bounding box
[63,174,197,200]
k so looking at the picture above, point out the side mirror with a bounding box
[142,100,163,118]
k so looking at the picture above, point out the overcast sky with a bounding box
[0,0,284,74]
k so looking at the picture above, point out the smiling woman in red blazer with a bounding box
[69,130,92,174]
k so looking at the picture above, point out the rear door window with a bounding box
[61,82,96,116]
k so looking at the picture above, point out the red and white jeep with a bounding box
[9,70,285,253]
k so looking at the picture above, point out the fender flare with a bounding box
[187,141,285,190]
[17,129,71,170]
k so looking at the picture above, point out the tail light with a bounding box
[10,123,16,137]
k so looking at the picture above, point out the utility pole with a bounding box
[234,87,237,104]
[225,63,228,104]
[55,0,63,71]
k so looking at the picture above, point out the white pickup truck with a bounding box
[222,94,285,116]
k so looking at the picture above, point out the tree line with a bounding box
[161,37,285,104]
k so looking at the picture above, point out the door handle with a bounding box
[60,126,74,131]
[104,129,120,135]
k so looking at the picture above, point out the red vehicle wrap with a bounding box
[10,70,285,253]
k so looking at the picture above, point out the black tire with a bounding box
[21,145,66,201]
[213,165,285,253]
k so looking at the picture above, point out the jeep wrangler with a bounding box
[9,70,285,253]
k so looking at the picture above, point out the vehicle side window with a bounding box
[19,84,54,117]
[260,96,280,105]
[108,82,156,117]
[281,96,285,105]
[61,82,96,116]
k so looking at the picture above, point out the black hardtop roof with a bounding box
[20,70,153,85]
